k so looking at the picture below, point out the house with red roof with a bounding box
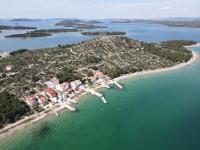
[24,95,37,108]
[37,95,49,107]
[94,71,109,82]
[45,88,57,98]
[95,71,104,79]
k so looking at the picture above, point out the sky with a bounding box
[0,0,199,19]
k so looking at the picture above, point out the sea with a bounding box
[0,19,200,150]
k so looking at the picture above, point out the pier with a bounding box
[101,83,110,89]
[65,104,76,112]
[54,110,59,116]
[70,99,78,104]
[86,89,108,104]
[109,80,123,89]
[113,81,123,89]
[100,96,107,104]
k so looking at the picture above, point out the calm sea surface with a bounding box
[0,19,200,51]
[0,19,200,150]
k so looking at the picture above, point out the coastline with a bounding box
[114,50,198,82]
[0,45,199,140]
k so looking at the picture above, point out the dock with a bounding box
[109,80,123,89]
[113,81,123,89]
[70,99,78,104]
[86,89,108,104]
[65,104,76,112]
[101,83,110,89]
[101,96,107,104]
[54,110,59,116]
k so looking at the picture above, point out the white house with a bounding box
[71,80,82,89]
[55,82,70,92]
[45,78,59,89]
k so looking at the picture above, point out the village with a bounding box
[23,71,123,114]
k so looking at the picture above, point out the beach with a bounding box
[0,45,199,140]
[114,50,198,82]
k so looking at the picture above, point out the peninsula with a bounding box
[5,29,82,38]
[0,36,196,137]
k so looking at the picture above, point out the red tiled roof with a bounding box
[67,88,74,92]
[95,71,104,77]
[60,82,69,90]
[71,80,82,86]
[38,95,48,102]
[25,95,37,106]
[45,88,57,97]
[25,96,35,102]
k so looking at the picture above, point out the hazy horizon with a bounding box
[0,0,199,19]
[0,17,200,20]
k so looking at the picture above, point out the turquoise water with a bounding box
[1,46,200,150]
[1,20,200,150]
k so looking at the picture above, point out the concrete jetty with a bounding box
[110,80,123,89]
[70,99,78,104]
[101,83,110,89]
[65,104,76,112]
[113,81,123,89]
[54,110,59,116]
[86,89,108,104]
[101,96,107,104]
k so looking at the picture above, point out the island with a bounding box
[55,19,107,29]
[0,25,37,30]
[5,29,82,38]
[110,19,133,23]
[132,19,200,28]
[110,19,200,28]
[156,20,200,28]
[87,20,102,24]
[81,31,126,36]
[0,36,196,136]
[11,18,42,22]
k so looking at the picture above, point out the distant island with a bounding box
[111,19,132,23]
[11,18,42,22]
[55,19,107,29]
[5,29,82,38]
[0,36,196,136]
[87,20,102,24]
[81,31,126,36]
[0,25,37,30]
[110,19,200,28]
[156,20,200,28]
